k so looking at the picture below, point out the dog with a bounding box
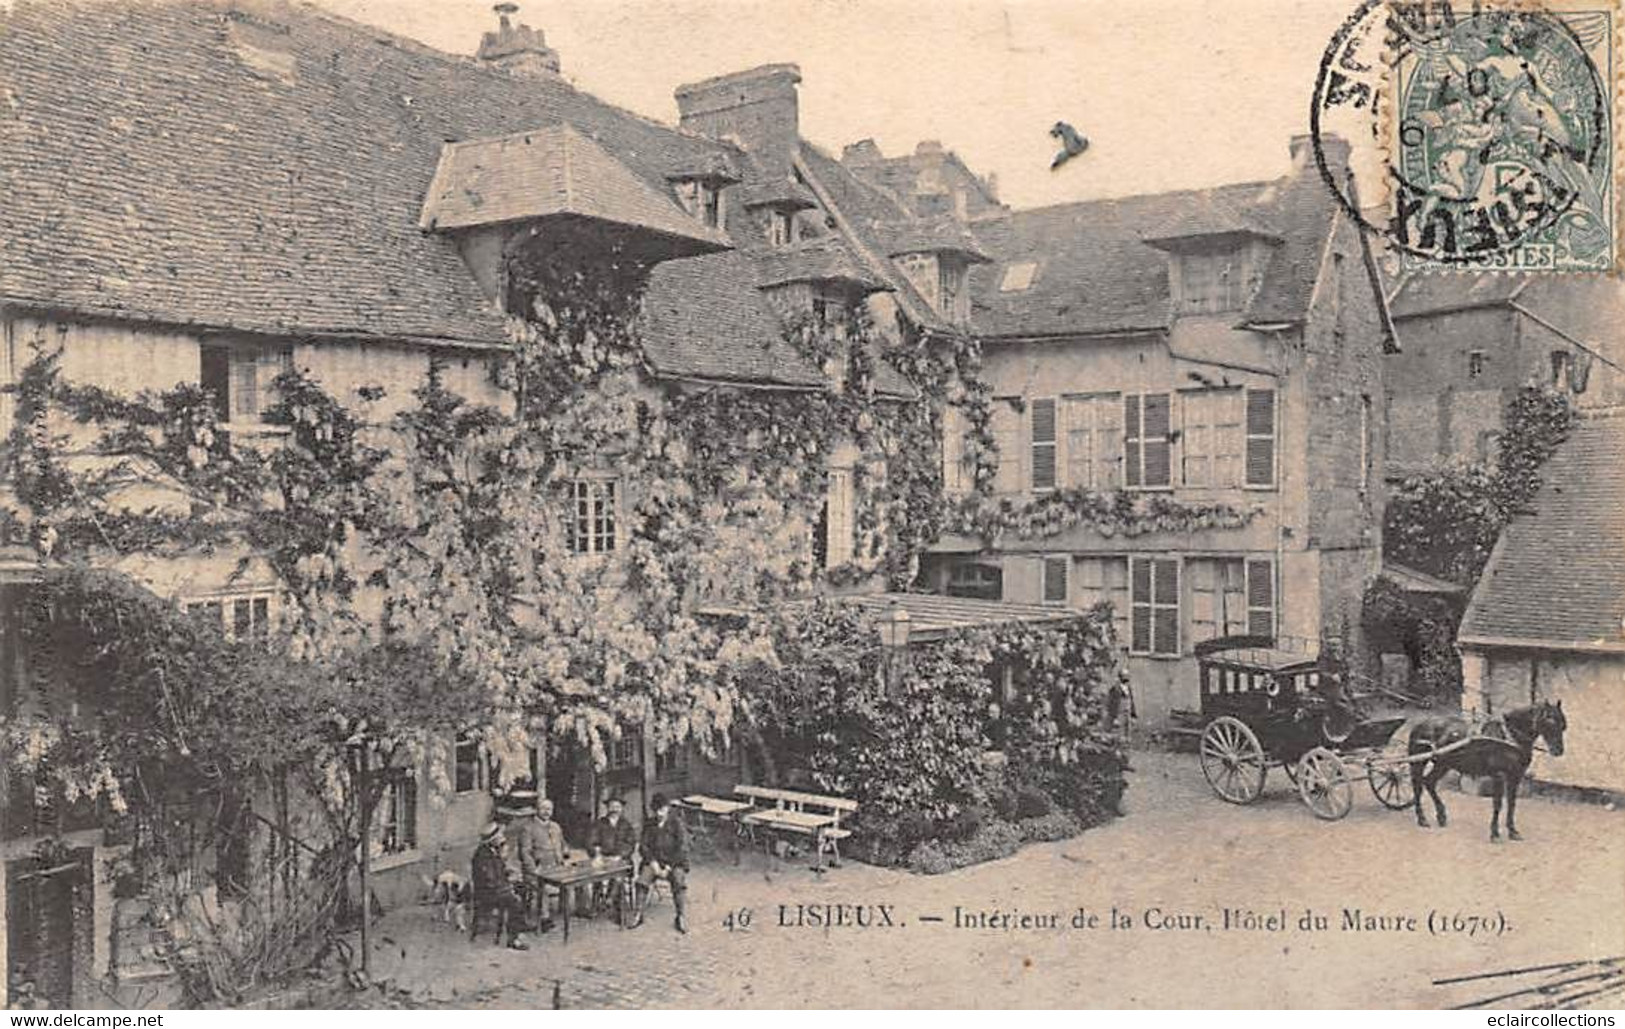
[426,870,471,932]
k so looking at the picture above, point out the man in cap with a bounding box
[637,793,691,934]
[470,822,529,949]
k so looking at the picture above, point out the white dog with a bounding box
[425,870,470,932]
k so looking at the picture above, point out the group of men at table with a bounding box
[470,792,691,949]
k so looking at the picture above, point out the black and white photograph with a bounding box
[0,0,1621,1011]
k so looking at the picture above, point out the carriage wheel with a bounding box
[1296,747,1353,821]
[1200,716,1267,805]
[1366,744,1416,811]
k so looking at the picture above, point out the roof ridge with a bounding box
[283,0,746,155]
[1001,178,1283,220]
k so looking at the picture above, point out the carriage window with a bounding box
[1130,556,1179,656]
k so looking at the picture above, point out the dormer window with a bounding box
[674,179,723,228]
[1174,247,1251,315]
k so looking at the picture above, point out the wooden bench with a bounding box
[733,784,858,868]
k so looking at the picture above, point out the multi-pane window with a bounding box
[1181,389,1244,487]
[453,735,484,794]
[990,399,1024,494]
[1188,557,1274,643]
[570,479,619,556]
[1074,556,1130,643]
[1062,393,1123,491]
[183,592,274,641]
[1175,250,1245,314]
[942,405,971,495]
[608,733,642,771]
[654,742,691,782]
[1124,393,1173,489]
[1030,397,1058,491]
[200,344,291,424]
[377,772,418,855]
[1244,388,1277,487]
[1467,350,1486,379]
[1041,556,1069,605]
[1130,556,1180,657]
[824,467,855,567]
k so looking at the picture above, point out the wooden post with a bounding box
[354,747,372,981]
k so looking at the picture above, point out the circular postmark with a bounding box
[1312,1,1614,271]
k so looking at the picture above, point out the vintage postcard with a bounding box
[1,0,1622,1012]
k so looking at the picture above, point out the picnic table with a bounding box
[535,857,633,944]
[733,785,857,871]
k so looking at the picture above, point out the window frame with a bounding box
[199,342,292,427]
[377,771,419,856]
[453,734,486,795]
[1124,393,1173,490]
[768,209,795,247]
[181,590,276,642]
[1179,387,1244,488]
[824,466,856,568]
[569,477,622,557]
[1467,349,1487,379]
[1129,556,1181,657]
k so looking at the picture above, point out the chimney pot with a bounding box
[477,3,561,78]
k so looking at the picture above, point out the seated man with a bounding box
[588,795,638,915]
[514,798,565,930]
[470,822,529,950]
[637,793,691,934]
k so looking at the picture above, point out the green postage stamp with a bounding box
[1387,3,1618,272]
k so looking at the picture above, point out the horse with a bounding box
[1408,700,1567,842]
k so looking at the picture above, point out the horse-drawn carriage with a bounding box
[1192,636,1415,820]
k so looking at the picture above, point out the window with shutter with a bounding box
[1245,388,1276,487]
[1245,558,1275,639]
[942,405,970,494]
[1074,556,1129,642]
[1130,556,1179,656]
[1064,393,1123,490]
[1181,388,1244,487]
[1125,394,1172,489]
[1042,556,1069,605]
[1030,397,1058,491]
[825,467,855,567]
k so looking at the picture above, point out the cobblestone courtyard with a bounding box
[360,751,1625,1009]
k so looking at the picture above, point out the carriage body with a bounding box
[1192,636,1413,819]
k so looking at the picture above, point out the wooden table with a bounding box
[678,795,754,862]
[741,808,837,870]
[536,858,633,944]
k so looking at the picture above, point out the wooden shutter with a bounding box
[942,405,967,494]
[1042,556,1068,604]
[1143,393,1172,487]
[1182,392,1212,486]
[1130,556,1152,653]
[1246,388,1276,487]
[1123,396,1142,488]
[1246,558,1274,639]
[1152,557,1179,655]
[991,400,1023,493]
[1097,395,1123,489]
[1030,398,1057,490]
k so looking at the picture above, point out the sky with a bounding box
[314,0,1359,208]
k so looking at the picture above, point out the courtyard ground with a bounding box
[355,750,1624,1009]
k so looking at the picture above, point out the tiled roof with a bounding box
[0,0,830,388]
[1389,274,1527,318]
[1460,412,1625,651]
[968,167,1340,338]
[420,125,730,252]
[877,217,990,262]
[753,237,890,291]
[795,142,955,333]
[642,252,825,388]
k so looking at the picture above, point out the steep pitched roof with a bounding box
[0,0,830,388]
[967,168,1340,338]
[1389,274,1527,318]
[419,125,730,252]
[1460,412,1625,652]
[642,252,825,388]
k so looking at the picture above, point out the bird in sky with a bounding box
[1050,122,1089,170]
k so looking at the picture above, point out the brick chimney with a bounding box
[675,64,801,168]
[477,3,561,78]
[842,139,883,167]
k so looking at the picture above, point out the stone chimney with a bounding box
[842,139,883,167]
[477,3,561,78]
[1290,132,1350,173]
[675,64,801,168]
